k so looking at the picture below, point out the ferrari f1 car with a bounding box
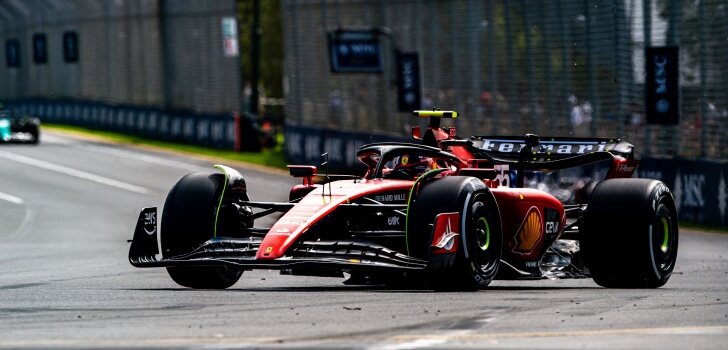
[0,105,40,144]
[129,111,678,290]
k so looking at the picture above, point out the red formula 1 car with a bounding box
[129,111,678,290]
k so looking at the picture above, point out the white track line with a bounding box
[0,151,149,194]
[44,133,208,171]
[74,143,210,171]
[39,134,73,145]
[0,191,23,205]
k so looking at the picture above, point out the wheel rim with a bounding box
[476,217,490,251]
[469,197,500,274]
[652,205,676,271]
[659,217,670,254]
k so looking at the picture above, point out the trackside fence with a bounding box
[282,0,728,160]
[5,99,261,151]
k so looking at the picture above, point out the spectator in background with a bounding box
[569,95,583,134]
[569,95,592,136]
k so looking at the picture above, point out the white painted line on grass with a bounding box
[0,191,23,205]
[0,151,149,194]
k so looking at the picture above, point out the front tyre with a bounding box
[451,191,503,290]
[407,176,502,290]
[581,179,678,288]
[161,173,243,289]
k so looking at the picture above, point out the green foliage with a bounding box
[656,0,728,86]
[237,0,284,98]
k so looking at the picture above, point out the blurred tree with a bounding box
[237,0,284,99]
[656,0,728,87]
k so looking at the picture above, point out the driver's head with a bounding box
[395,154,435,177]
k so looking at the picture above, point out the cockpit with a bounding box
[356,143,463,180]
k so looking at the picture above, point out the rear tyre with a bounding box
[581,178,678,288]
[407,176,502,290]
[161,173,243,289]
[29,124,39,144]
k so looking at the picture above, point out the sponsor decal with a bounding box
[265,246,273,253]
[674,171,705,211]
[525,261,539,268]
[143,211,157,236]
[618,163,636,173]
[645,47,679,125]
[387,216,400,226]
[544,207,560,238]
[278,218,306,225]
[431,213,460,252]
[494,164,511,188]
[270,221,304,236]
[480,139,608,155]
[513,207,543,254]
[373,193,407,203]
[396,52,421,112]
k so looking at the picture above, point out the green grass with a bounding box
[680,222,728,234]
[44,123,288,170]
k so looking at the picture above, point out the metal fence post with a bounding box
[698,0,707,158]
[585,0,599,137]
[504,2,517,134]
[643,0,652,156]
[486,0,498,126]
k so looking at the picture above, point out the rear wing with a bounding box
[443,135,638,185]
[459,135,635,163]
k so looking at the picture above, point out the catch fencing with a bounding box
[282,0,728,160]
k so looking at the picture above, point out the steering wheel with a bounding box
[385,169,413,180]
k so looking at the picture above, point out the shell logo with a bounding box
[513,207,543,254]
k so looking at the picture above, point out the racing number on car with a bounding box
[494,164,510,188]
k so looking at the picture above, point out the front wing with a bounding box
[128,207,428,272]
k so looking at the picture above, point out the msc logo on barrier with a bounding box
[674,172,706,211]
[645,47,679,125]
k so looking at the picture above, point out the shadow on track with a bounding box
[121,284,603,293]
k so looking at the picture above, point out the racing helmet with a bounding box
[390,154,436,179]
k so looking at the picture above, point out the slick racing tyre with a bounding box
[407,176,502,290]
[581,179,678,288]
[29,124,39,144]
[161,173,243,289]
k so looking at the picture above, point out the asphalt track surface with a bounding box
[0,132,726,350]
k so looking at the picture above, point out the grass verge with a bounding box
[43,124,288,170]
[680,222,728,234]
